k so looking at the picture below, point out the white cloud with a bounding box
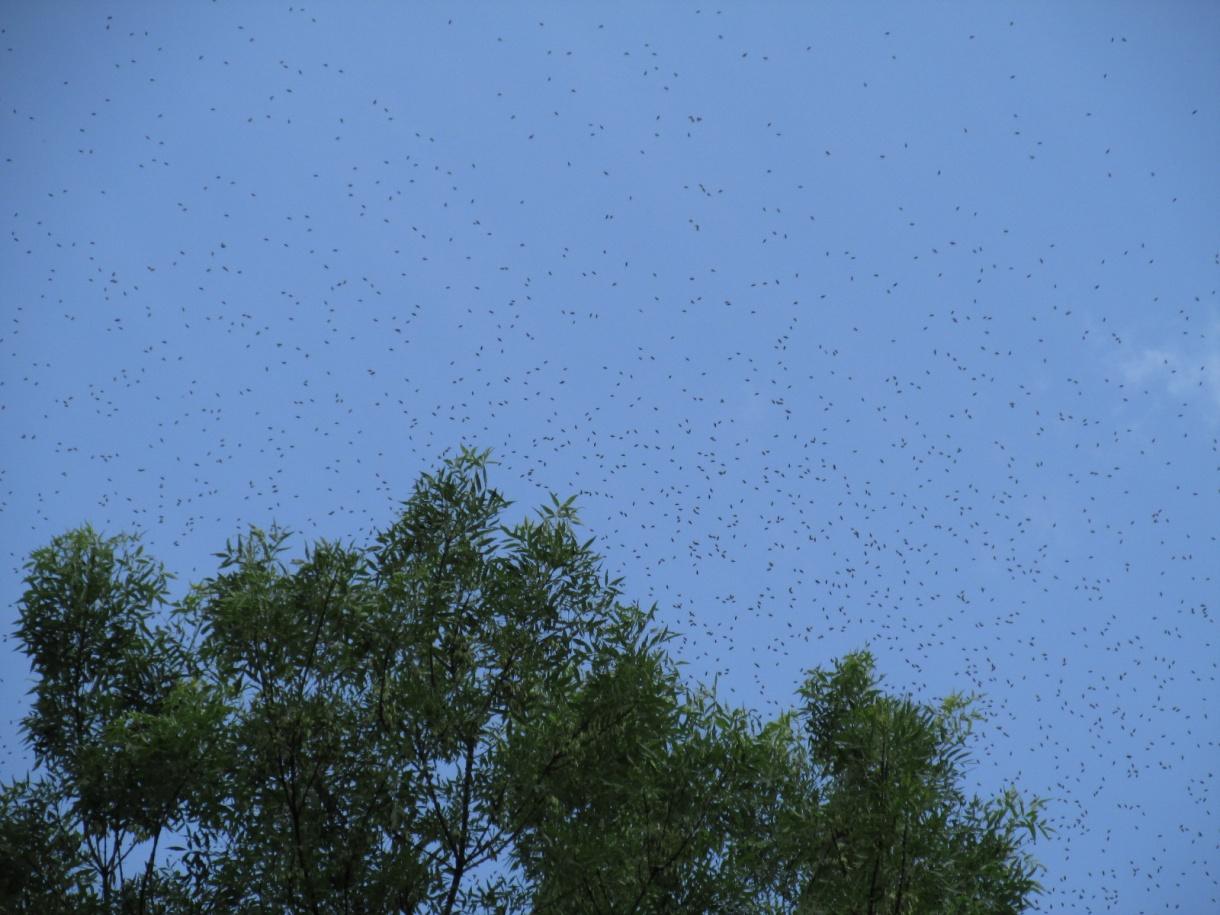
[1121,331,1220,418]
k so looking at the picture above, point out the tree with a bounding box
[3,446,1050,913]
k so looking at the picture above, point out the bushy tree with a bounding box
[3,446,1050,913]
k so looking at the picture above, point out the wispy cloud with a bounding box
[1121,331,1220,419]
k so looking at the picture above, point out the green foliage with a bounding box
[0,776,94,913]
[786,652,1051,913]
[3,446,1050,913]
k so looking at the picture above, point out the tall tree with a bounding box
[3,447,1050,913]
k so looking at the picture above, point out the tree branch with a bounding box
[892,821,911,915]
[138,825,162,914]
[440,735,479,915]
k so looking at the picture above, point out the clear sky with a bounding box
[2,2,1217,911]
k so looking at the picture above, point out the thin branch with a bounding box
[440,736,479,915]
[272,743,322,915]
[892,821,911,915]
[628,791,709,915]
[409,725,460,859]
[295,564,343,707]
[138,825,162,914]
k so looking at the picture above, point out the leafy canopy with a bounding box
[3,446,1050,914]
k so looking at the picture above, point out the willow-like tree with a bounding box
[2,446,1050,914]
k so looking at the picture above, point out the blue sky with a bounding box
[2,2,1218,910]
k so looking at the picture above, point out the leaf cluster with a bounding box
[3,446,1051,914]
